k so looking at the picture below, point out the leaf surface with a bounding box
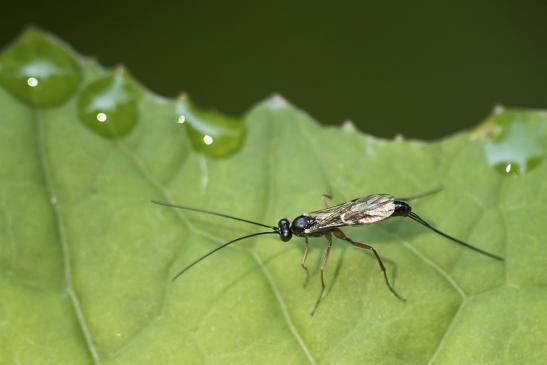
[1,30,546,365]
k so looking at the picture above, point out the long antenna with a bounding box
[172,231,278,281]
[151,200,277,230]
[408,211,504,261]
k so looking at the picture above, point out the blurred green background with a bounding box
[1,0,546,139]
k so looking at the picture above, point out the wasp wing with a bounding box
[305,194,396,233]
[307,200,355,229]
[340,194,396,224]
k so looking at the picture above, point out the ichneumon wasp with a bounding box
[152,188,503,315]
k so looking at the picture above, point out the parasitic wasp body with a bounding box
[153,190,503,315]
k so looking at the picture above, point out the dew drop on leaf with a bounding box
[175,98,246,157]
[478,110,546,175]
[77,70,141,139]
[0,29,81,107]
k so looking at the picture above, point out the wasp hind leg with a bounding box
[333,228,405,302]
[310,232,333,316]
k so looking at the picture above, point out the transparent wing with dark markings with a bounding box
[305,194,396,233]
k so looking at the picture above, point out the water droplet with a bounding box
[77,70,141,139]
[478,110,546,175]
[96,112,107,123]
[0,29,82,107]
[177,115,186,124]
[494,162,520,176]
[203,134,214,145]
[175,99,246,157]
[27,77,38,87]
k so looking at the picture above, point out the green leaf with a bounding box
[1,29,546,365]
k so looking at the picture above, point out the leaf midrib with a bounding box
[34,109,101,364]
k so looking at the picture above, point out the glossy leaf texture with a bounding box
[1,30,546,365]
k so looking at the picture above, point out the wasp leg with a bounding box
[321,194,332,208]
[301,237,310,288]
[310,232,333,316]
[333,228,405,302]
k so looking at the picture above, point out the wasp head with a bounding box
[277,218,292,242]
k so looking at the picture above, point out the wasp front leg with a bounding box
[300,237,310,288]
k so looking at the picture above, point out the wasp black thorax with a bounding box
[290,215,316,236]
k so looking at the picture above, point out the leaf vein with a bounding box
[35,111,101,364]
[250,250,317,365]
[255,110,318,364]
[426,300,465,365]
